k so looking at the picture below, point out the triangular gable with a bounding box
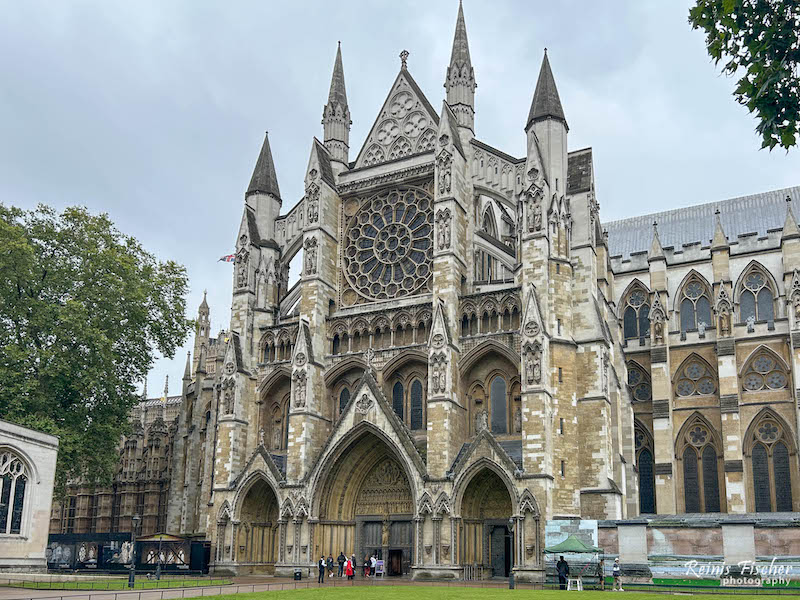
[447,428,521,479]
[231,445,286,487]
[223,332,248,375]
[522,284,546,338]
[292,319,317,367]
[354,68,440,169]
[437,101,465,160]
[429,299,453,350]
[304,368,426,483]
[306,138,336,190]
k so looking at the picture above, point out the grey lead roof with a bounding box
[604,186,800,258]
[527,51,566,128]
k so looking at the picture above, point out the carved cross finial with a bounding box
[400,49,409,69]
[364,347,375,373]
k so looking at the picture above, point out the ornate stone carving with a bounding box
[293,370,306,409]
[431,353,447,394]
[306,183,319,224]
[355,393,373,414]
[295,352,306,367]
[514,406,521,433]
[524,342,542,385]
[222,378,234,414]
[432,332,445,349]
[525,191,542,232]
[435,208,452,250]
[437,150,452,195]
[236,247,249,289]
[475,409,488,432]
[524,320,540,337]
[304,238,317,276]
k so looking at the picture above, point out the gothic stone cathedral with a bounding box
[56,2,800,580]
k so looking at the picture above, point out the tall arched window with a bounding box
[627,362,652,402]
[635,422,656,514]
[392,381,404,420]
[490,376,507,434]
[674,356,717,397]
[283,400,290,450]
[482,208,497,238]
[410,380,423,430]
[679,275,712,333]
[0,450,29,535]
[747,412,795,512]
[742,349,789,392]
[622,285,650,340]
[739,265,774,323]
[679,417,722,513]
[339,387,351,414]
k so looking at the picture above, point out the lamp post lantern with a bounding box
[128,514,141,589]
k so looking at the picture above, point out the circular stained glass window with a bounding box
[344,186,433,301]
[634,383,652,402]
[767,371,787,389]
[745,272,765,291]
[697,377,715,395]
[744,373,763,391]
[685,362,705,380]
[628,369,641,386]
[629,290,646,307]
[689,426,708,446]
[685,281,704,299]
[753,355,775,374]
[676,379,695,397]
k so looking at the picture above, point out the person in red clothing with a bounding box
[345,557,354,580]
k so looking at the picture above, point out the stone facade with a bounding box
[0,419,59,571]
[51,3,800,580]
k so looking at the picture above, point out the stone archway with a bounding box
[315,430,416,575]
[459,467,514,578]
[235,477,279,573]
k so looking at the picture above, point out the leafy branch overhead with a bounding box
[0,204,193,494]
[689,0,800,150]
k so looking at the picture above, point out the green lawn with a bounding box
[182,586,791,600]
[4,578,231,591]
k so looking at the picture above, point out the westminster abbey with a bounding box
[51,2,800,580]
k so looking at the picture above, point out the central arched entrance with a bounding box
[460,467,514,578]
[316,430,415,575]
[236,477,279,573]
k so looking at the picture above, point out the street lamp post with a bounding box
[155,535,162,580]
[128,514,141,589]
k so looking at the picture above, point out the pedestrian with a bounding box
[327,554,334,578]
[556,555,569,590]
[318,555,326,584]
[596,558,605,591]
[345,556,354,580]
[337,551,346,577]
[370,553,377,577]
[364,554,370,578]
[612,557,623,591]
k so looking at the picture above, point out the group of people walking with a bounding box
[317,552,380,583]
[556,555,624,591]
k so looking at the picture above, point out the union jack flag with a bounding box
[218,254,235,263]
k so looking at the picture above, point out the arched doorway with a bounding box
[460,467,514,578]
[236,477,279,572]
[315,430,416,575]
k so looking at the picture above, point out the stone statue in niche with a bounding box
[304,238,317,276]
[273,420,282,449]
[525,344,541,385]
[514,407,521,433]
[293,371,306,409]
[653,320,664,344]
[719,309,730,336]
[382,521,390,546]
[475,409,488,432]
[794,294,800,327]
[236,249,249,289]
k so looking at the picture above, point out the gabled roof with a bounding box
[605,186,800,258]
[354,66,440,169]
[247,133,281,199]
[527,51,566,129]
[313,139,336,189]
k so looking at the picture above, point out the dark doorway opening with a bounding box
[388,549,403,576]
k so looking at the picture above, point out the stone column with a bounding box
[414,517,423,567]
[278,519,287,562]
[432,516,442,564]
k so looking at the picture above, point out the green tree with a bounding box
[0,204,192,493]
[689,0,800,150]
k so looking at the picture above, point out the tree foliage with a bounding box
[689,0,800,150]
[0,204,192,494]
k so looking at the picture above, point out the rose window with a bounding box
[344,186,433,301]
[689,426,708,446]
[757,421,779,443]
[629,290,646,307]
[676,360,716,397]
[742,351,789,391]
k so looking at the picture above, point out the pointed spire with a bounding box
[648,220,664,260]
[527,49,567,130]
[142,378,148,400]
[712,208,729,250]
[445,0,476,131]
[323,43,351,165]
[247,132,281,199]
[199,289,209,311]
[449,0,471,69]
[783,195,800,240]
[163,375,169,399]
[196,344,207,374]
[327,41,348,109]
[183,351,192,381]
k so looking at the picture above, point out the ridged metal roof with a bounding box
[604,186,800,258]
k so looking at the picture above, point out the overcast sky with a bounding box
[2,1,798,396]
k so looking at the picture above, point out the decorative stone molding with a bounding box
[650,346,667,364]
[724,460,744,473]
[652,399,669,419]
[654,463,672,476]
[716,338,736,356]
[720,394,739,414]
